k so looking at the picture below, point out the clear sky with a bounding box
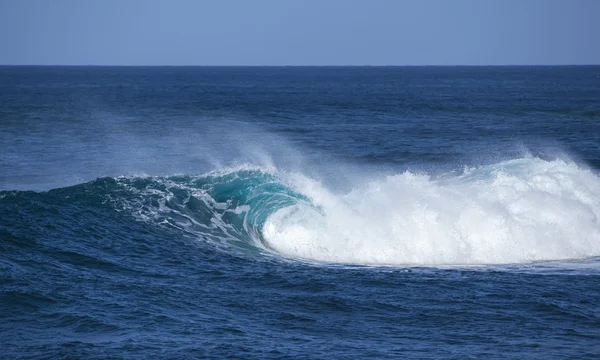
[1,0,599,65]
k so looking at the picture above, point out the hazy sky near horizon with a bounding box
[1,0,599,65]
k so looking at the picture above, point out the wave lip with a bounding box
[262,157,600,266]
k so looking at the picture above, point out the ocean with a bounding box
[1,66,600,359]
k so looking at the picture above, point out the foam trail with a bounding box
[263,157,600,265]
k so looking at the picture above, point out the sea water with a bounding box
[1,66,600,359]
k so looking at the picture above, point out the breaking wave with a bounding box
[89,156,600,266]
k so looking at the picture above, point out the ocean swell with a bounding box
[14,157,598,266]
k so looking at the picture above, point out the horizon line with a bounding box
[1,64,599,67]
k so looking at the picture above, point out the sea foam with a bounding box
[262,157,600,265]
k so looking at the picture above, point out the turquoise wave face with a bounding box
[81,169,316,253]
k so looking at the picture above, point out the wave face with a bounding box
[49,157,600,266]
[103,166,310,255]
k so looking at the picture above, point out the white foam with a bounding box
[262,157,600,265]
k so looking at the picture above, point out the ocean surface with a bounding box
[1,66,600,359]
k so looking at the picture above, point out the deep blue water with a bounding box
[1,66,600,359]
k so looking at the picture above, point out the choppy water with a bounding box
[1,66,600,359]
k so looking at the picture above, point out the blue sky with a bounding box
[1,0,599,65]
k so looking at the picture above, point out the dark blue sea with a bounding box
[1,66,600,359]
